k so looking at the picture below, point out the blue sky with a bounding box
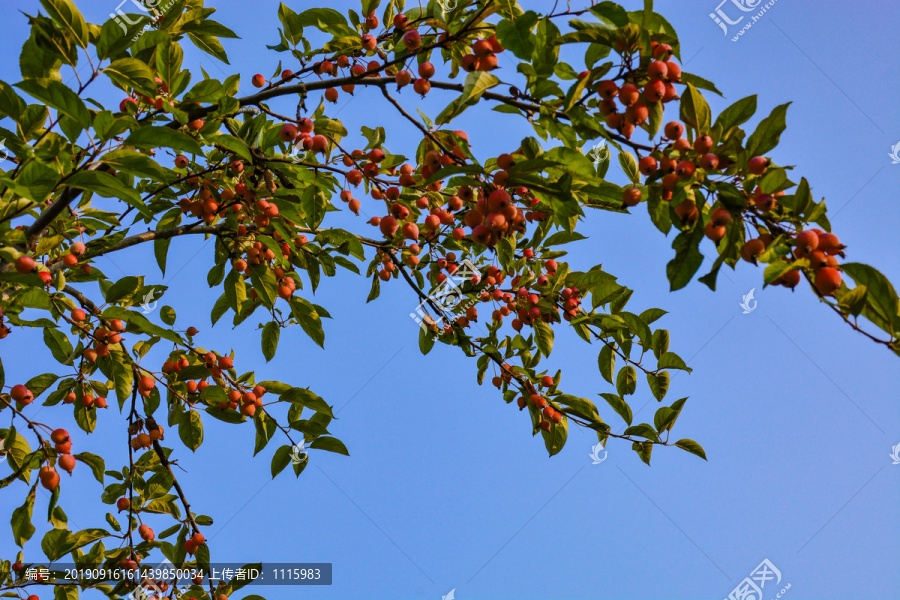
[2,1,899,599]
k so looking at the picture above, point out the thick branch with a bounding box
[25,162,107,250]
[79,222,387,266]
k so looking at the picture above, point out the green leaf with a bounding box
[639,308,667,325]
[109,349,133,410]
[103,58,158,97]
[271,445,293,478]
[248,264,278,308]
[633,440,653,465]
[290,299,326,348]
[623,423,659,442]
[282,387,333,418]
[160,305,176,326]
[618,150,640,184]
[657,351,691,372]
[646,371,669,401]
[841,263,900,335]
[211,133,252,163]
[187,32,230,64]
[309,436,349,456]
[66,170,152,219]
[178,410,204,451]
[205,405,244,424]
[597,344,615,384]
[54,585,78,600]
[105,276,140,304]
[155,40,184,86]
[43,328,73,365]
[105,513,121,532]
[67,528,110,553]
[40,0,89,47]
[589,2,629,26]
[495,12,539,60]
[41,528,74,560]
[679,72,722,96]
[253,412,277,456]
[678,83,711,134]
[15,78,90,129]
[27,372,59,397]
[714,95,757,132]
[436,71,500,125]
[666,227,704,291]
[418,324,435,355]
[745,102,791,157]
[11,490,36,546]
[837,284,868,317]
[261,321,280,362]
[615,365,637,396]
[101,148,169,181]
[599,392,632,425]
[126,126,204,156]
[645,98,664,138]
[4,428,33,483]
[620,311,652,350]
[73,452,104,484]
[763,261,799,287]
[540,414,568,457]
[555,394,601,422]
[675,439,707,460]
[532,320,554,356]
[300,184,326,229]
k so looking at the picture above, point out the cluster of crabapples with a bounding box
[160,351,269,418]
[119,77,172,116]
[401,248,582,335]
[503,373,565,432]
[13,239,91,286]
[127,415,165,451]
[330,138,550,252]
[228,228,304,303]
[33,428,78,491]
[619,119,732,210]
[171,160,312,301]
[117,74,206,131]
[249,8,505,105]
[737,227,846,295]
[615,115,848,296]
[597,41,683,140]
[366,179,539,249]
[173,159,289,227]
